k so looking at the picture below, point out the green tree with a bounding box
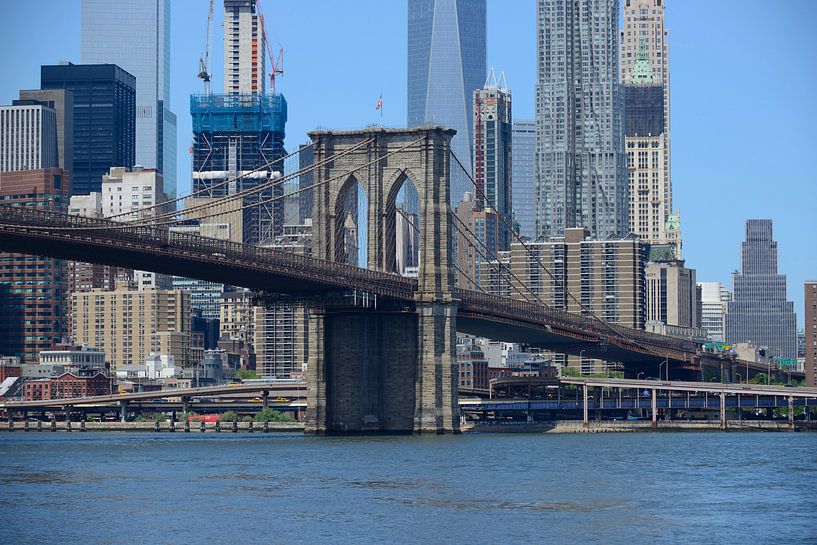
[220,411,240,422]
[235,369,258,380]
[253,408,293,423]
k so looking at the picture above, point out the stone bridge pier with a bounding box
[304,127,460,434]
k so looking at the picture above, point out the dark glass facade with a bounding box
[726,220,797,358]
[624,85,664,137]
[41,64,136,196]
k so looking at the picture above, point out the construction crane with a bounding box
[197,0,215,95]
[257,0,284,92]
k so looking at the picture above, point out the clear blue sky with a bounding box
[0,0,815,326]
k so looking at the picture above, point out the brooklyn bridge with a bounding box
[0,126,759,434]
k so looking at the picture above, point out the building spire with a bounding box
[630,38,654,85]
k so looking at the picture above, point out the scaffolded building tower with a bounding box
[191,94,287,245]
[191,0,287,245]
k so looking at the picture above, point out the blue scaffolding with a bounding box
[190,93,287,136]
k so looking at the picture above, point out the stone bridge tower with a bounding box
[305,126,459,434]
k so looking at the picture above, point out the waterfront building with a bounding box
[23,371,112,402]
[698,281,731,342]
[41,63,136,195]
[621,0,677,253]
[81,0,176,198]
[17,89,74,175]
[481,227,645,373]
[66,191,132,332]
[220,289,256,343]
[0,169,71,363]
[473,70,512,250]
[71,280,192,372]
[645,252,699,335]
[457,337,489,390]
[252,224,312,378]
[407,0,486,206]
[0,101,58,172]
[725,220,797,358]
[38,345,105,369]
[170,219,233,323]
[511,120,535,239]
[806,281,817,386]
[219,289,256,370]
[535,0,627,240]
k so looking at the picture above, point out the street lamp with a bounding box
[659,357,668,381]
[735,372,742,384]
[638,372,645,380]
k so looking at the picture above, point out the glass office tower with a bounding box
[80,0,177,199]
[407,0,486,206]
[726,220,797,358]
[511,120,536,239]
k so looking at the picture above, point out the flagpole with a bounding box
[380,92,383,128]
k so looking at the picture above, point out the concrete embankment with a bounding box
[466,420,815,433]
[1,420,304,433]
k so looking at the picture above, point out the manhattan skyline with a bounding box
[0,0,814,322]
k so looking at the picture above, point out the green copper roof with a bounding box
[630,39,654,85]
[665,212,680,231]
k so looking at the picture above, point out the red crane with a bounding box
[256,0,284,92]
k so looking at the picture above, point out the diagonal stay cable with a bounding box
[450,149,665,357]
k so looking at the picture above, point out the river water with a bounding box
[1,432,815,544]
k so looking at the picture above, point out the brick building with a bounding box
[23,371,112,401]
[0,168,71,363]
[806,281,817,387]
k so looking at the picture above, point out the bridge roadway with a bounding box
[0,205,757,376]
[465,378,817,428]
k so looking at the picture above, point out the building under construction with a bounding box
[191,93,287,244]
[190,0,287,245]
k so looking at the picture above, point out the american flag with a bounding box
[375,95,382,111]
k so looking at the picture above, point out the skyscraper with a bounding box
[80,0,177,199]
[622,0,677,253]
[806,281,816,386]
[535,0,627,240]
[224,0,266,95]
[0,102,58,172]
[41,63,136,196]
[191,0,287,245]
[511,120,535,239]
[407,0,486,206]
[726,220,797,358]
[18,88,74,176]
[473,70,512,250]
[698,281,732,342]
[0,168,71,363]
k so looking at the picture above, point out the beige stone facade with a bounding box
[71,281,191,372]
[481,227,646,373]
[621,0,677,251]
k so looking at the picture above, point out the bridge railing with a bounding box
[458,290,698,355]
[0,205,418,300]
[0,205,703,357]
